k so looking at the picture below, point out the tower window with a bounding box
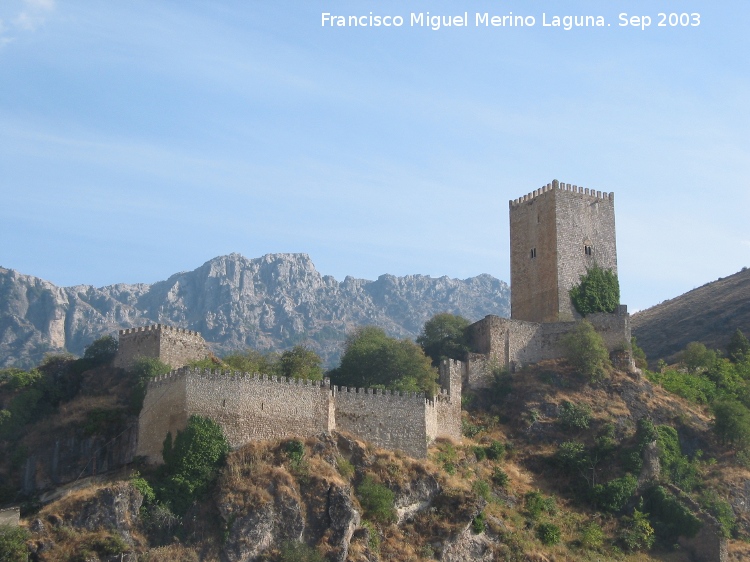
[530,248,537,259]
[584,245,593,256]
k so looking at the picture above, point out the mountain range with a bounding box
[0,253,510,369]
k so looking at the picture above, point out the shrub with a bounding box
[472,480,490,501]
[492,467,509,489]
[631,337,648,369]
[472,446,487,461]
[569,265,620,316]
[337,456,355,480]
[356,476,396,524]
[471,511,486,534]
[562,321,610,382]
[284,439,305,463]
[681,342,717,373]
[558,401,592,431]
[700,490,736,538]
[524,490,556,520]
[279,541,326,562]
[713,399,750,447]
[556,441,588,474]
[536,522,561,545]
[728,329,750,363]
[130,472,156,504]
[128,357,172,413]
[485,440,506,461]
[657,425,700,491]
[592,474,637,512]
[643,485,702,541]
[158,415,230,514]
[417,313,471,365]
[580,521,605,549]
[619,509,654,552]
[83,335,119,365]
[0,525,30,562]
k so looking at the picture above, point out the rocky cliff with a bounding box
[0,253,509,368]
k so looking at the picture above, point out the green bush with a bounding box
[558,401,592,431]
[657,425,700,491]
[492,467,509,489]
[0,524,30,562]
[472,479,491,501]
[284,439,305,463]
[700,490,736,538]
[619,509,655,552]
[158,415,230,515]
[356,476,396,524]
[130,472,156,504]
[83,335,119,365]
[472,446,487,461]
[279,541,326,562]
[485,440,506,461]
[713,399,750,447]
[524,490,556,520]
[536,522,561,546]
[471,511,486,534]
[556,441,588,475]
[417,313,471,366]
[643,485,702,541]
[580,521,605,549]
[569,265,620,316]
[592,474,637,512]
[728,329,750,363]
[681,342,717,373]
[128,357,172,413]
[562,321,611,382]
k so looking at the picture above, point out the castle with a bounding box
[128,179,632,461]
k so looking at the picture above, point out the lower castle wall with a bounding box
[466,313,632,386]
[334,388,429,458]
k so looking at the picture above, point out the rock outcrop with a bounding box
[0,253,509,368]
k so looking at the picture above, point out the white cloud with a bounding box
[0,0,54,38]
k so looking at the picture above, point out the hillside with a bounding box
[0,253,509,369]
[4,360,750,561]
[631,268,750,363]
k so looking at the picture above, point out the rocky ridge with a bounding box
[0,253,509,368]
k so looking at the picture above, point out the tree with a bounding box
[83,335,119,365]
[681,342,717,374]
[562,320,611,382]
[330,326,438,394]
[159,415,230,514]
[569,265,620,316]
[417,313,471,366]
[728,329,750,363]
[712,399,750,447]
[276,346,323,380]
[128,357,172,412]
[222,348,279,374]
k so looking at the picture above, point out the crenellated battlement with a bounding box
[509,178,614,207]
[138,351,463,462]
[119,324,201,337]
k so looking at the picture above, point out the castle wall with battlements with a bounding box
[510,180,617,323]
[466,311,632,387]
[114,325,209,370]
[136,362,463,462]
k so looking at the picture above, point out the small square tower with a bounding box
[509,179,617,323]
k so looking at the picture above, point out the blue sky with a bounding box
[1,0,748,312]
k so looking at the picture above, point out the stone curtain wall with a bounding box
[466,312,632,381]
[509,180,617,323]
[114,325,209,370]
[335,388,430,458]
[186,372,332,449]
[0,507,20,527]
[136,373,189,463]
[136,366,464,462]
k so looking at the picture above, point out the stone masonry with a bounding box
[465,180,632,385]
[137,356,462,462]
[510,179,617,323]
[114,324,209,370]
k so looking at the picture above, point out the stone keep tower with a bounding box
[510,179,617,323]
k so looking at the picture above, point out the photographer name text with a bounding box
[321,12,701,31]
